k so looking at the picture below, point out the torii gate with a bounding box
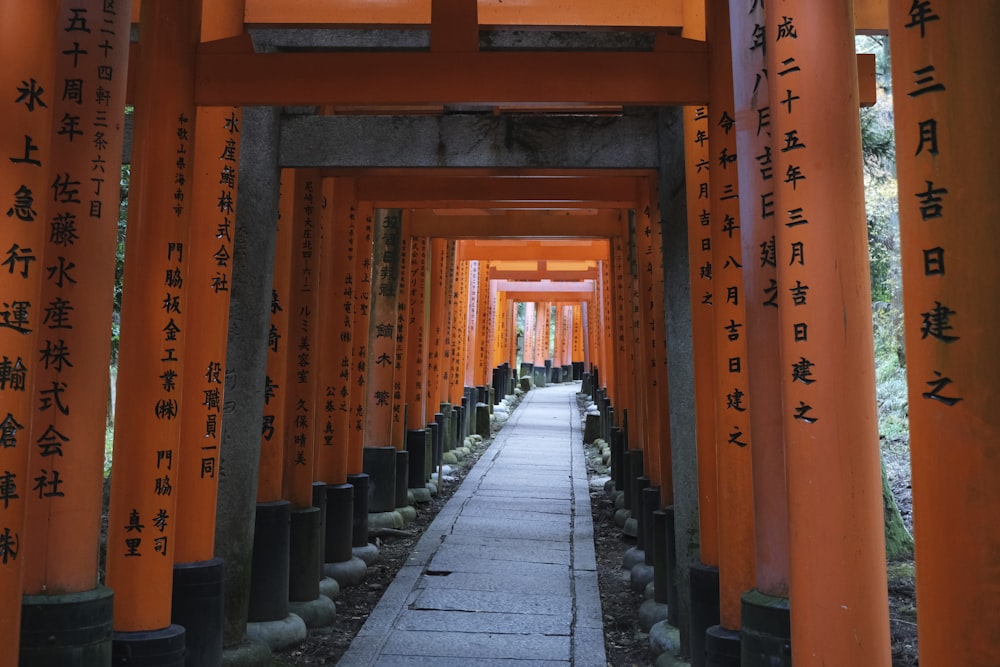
[1,2,996,667]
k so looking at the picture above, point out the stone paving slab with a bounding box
[427,553,570,578]
[416,570,573,596]
[410,588,573,616]
[431,541,572,565]
[338,382,605,667]
[395,609,571,635]
[378,630,571,661]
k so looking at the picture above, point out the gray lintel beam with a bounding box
[279,112,659,170]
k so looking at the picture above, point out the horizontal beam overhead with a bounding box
[242,0,684,29]
[356,176,639,206]
[279,113,660,170]
[502,291,592,302]
[489,268,599,281]
[459,240,609,261]
[495,280,595,293]
[194,46,710,106]
[408,210,623,238]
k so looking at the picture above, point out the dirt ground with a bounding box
[273,391,918,666]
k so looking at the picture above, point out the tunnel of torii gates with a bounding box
[0,1,997,666]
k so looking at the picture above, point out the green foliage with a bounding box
[857,36,909,444]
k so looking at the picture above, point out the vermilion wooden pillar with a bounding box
[106,0,201,637]
[389,215,411,447]
[598,258,615,401]
[258,170,295,502]
[766,2,890,665]
[631,201,661,493]
[173,103,241,564]
[22,0,128,601]
[281,170,321,510]
[728,0,790,601]
[363,209,403,447]
[405,236,428,430]
[315,178,357,485]
[1,0,56,654]
[347,202,374,474]
[440,240,459,407]
[424,238,447,423]
[682,0,719,581]
[572,304,584,366]
[522,301,536,371]
[461,260,478,388]
[476,260,492,386]
[888,4,1000,665]
[641,181,674,501]
[707,0,755,638]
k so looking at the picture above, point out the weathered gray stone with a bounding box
[244,614,306,652]
[640,599,670,632]
[216,105,281,648]
[288,595,336,629]
[630,562,655,592]
[324,557,366,587]
[583,413,602,443]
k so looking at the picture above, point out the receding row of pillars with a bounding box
[2,1,998,666]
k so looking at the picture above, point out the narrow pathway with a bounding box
[339,381,606,666]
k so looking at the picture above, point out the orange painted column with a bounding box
[281,170,321,510]
[476,261,492,386]
[389,216,411,448]
[258,170,295,501]
[535,301,551,367]
[443,254,463,401]
[631,202,661,493]
[170,0,244,581]
[492,288,507,370]
[766,2,890,665]
[522,302,536,372]
[707,0,755,636]
[1,1,56,655]
[21,0,127,604]
[888,4,1000,666]
[404,236,428,430]
[105,0,201,635]
[347,201,374,474]
[424,238,446,424]
[461,260,478,388]
[442,241,461,406]
[640,181,674,501]
[553,303,565,369]
[598,258,616,399]
[572,304,584,365]
[728,0,790,602]
[315,178,357,485]
[684,101,720,569]
[363,209,403,448]
[173,103,241,564]
[610,238,636,446]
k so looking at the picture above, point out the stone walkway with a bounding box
[338,381,606,666]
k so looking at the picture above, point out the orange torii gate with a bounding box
[5,2,999,666]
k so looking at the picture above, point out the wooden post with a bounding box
[522,301,536,373]
[105,0,201,634]
[728,0,790,599]
[1,0,57,654]
[363,209,403,447]
[476,260,492,386]
[631,201,661,493]
[347,201,374,474]
[173,103,241,564]
[390,215,411,448]
[425,238,446,423]
[641,180,674,501]
[314,178,357,485]
[405,236,428,430]
[281,169,321,509]
[707,0,756,636]
[462,260,478,388]
[21,0,127,599]
[258,170,294,502]
[766,2,891,664]
[443,240,461,406]
[888,3,1000,665]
